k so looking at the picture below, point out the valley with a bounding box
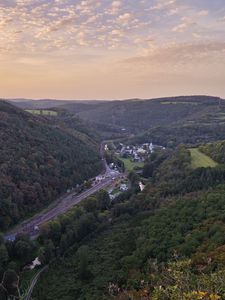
[1,1,225,298]
[5,149,122,242]
[1,96,225,300]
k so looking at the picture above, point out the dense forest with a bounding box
[60,96,225,139]
[0,100,102,231]
[60,96,221,130]
[129,122,225,147]
[10,96,225,142]
[27,145,225,300]
[1,97,225,300]
[200,141,225,164]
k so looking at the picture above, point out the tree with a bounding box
[0,285,7,300]
[14,240,33,263]
[83,196,97,212]
[0,233,4,245]
[39,240,55,264]
[142,163,154,178]
[2,269,20,298]
[77,246,92,280]
[59,234,68,254]
[49,221,62,243]
[0,245,8,268]
[97,190,110,211]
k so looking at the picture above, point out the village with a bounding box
[102,141,166,200]
[116,142,165,162]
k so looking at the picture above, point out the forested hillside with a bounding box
[57,96,225,143]
[200,141,225,164]
[10,96,225,144]
[8,99,106,110]
[2,97,225,300]
[61,96,222,128]
[32,145,225,300]
[130,122,225,147]
[0,100,102,231]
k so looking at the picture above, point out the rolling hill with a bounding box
[9,96,225,144]
[7,99,107,110]
[0,100,102,231]
[55,95,225,144]
[1,98,225,299]
[60,95,223,132]
[33,142,225,300]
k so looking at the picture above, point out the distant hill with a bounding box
[8,95,225,144]
[57,95,225,142]
[0,100,102,231]
[73,95,223,131]
[7,99,107,110]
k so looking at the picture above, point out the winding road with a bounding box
[24,266,48,300]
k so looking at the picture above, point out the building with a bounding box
[120,184,128,191]
[139,181,145,192]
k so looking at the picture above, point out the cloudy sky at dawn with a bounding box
[0,0,225,99]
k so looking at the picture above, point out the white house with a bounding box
[139,181,145,192]
[137,148,147,154]
[120,184,128,191]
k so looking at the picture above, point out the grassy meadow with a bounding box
[118,156,144,171]
[189,148,218,169]
[26,109,58,116]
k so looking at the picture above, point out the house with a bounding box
[133,153,141,162]
[109,194,116,200]
[96,175,103,181]
[137,148,147,154]
[25,257,41,270]
[109,163,115,169]
[139,181,145,192]
[149,142,154,153]
[120,184,128,191]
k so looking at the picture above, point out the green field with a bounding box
[118,156,144,171]
[160,102,198,105]
[189,148,218,169]
[26,109,58,116]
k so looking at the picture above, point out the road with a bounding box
[5,143,122,241]
[24,266,48,300]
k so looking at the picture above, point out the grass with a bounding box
[160,102,198,105]
[213,114,225,121]
[118,156,144,172]
[111,187,121,195]
[20,269,39,298]
[189,148,218,169]
[26,109,58,116]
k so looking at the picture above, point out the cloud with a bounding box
[123,41,225,67]
[0,0,225,68]
[198,10,209,17]
[172,18,196,33]
[76,31,88,46]
[107,1,122,15]
[117,13,132,26]
[218,16,225,22]
[150,0,177,11]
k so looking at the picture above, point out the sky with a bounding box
[0,0,225,100]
